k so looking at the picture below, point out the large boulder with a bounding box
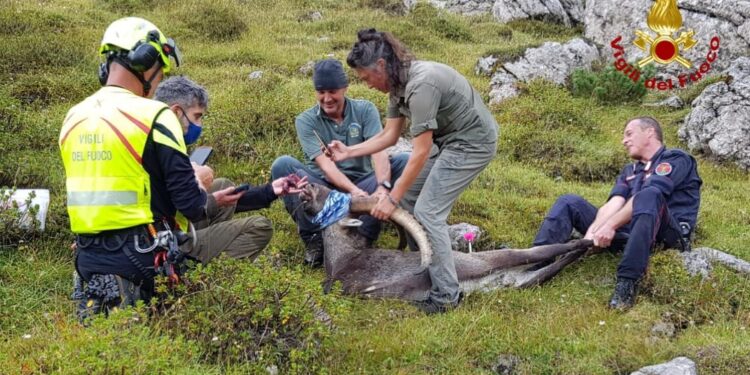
[678,57,750,170]
[583,0,750,74]
[493,0,572,26]
[406,0,584,24]
[488,38,600,104]
[424,0,495,16]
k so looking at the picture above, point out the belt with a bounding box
[76,224,152,252]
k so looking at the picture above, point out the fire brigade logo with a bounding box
[633,0,697,68]
[655,162,673,176]
[609,0,721,90]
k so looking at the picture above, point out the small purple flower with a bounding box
[463,232,476,243]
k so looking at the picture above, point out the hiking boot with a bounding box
[303,234,324,268]
[413,292,463,315]
[608,277,638,311]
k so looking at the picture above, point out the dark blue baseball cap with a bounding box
[313,59,348,90]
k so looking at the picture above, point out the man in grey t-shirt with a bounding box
[271,59,410,266]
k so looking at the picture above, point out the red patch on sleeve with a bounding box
[655,162,672,176]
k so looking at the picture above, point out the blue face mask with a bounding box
[182,112,203,145]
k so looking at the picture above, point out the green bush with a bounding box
[2,308,210,374]
[95,0,155,12]
[507,19,582,39]
[570,64,656,105]
[151,256,348,373]
[181,1,248,41]
[358,0,407,15]
[410,3,474,42]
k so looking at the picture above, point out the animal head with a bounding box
[300,183,332,216]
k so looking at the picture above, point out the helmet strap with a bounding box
[141,60,163,97]
[110,55,161,97]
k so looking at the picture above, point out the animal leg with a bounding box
[515,248,588,288]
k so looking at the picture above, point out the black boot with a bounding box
[412,292,464,315]
[303,234,324,268]
[609,277,638,310]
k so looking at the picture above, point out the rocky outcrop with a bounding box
[488,38,599,104]
[584,0,750,74]
[678,57,750,170]
[493,0,572,26]
[406,0,584,24]
[631,357,697,375]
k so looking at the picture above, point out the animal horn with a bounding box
[349,196,432,269]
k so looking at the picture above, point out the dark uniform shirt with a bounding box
[609,146,702,228]
[142,113,207,227]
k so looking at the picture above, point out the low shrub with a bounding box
[3,309,210,374]
[151,255,348,373]
[507,19,582,39]
[358,0,407,15]
[410,3,474,42]
[570,64,656,105]
[181,1,248,41]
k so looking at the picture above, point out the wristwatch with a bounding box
[380,180,392,190]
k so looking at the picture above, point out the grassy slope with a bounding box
[1,0,748,373]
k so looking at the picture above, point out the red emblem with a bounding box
[655,162,672,176]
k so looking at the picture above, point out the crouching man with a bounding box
[154,76,306,264]
[533,117,702,310]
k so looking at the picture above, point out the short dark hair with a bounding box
[154,76,209,109]
[628,116,663,143]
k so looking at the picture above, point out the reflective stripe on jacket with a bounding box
[60,87,188,233]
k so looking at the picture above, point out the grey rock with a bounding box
[476,55,501,76]
[690,247,750,276]
[299,60,315,76]
[248,71,263,80]
[681,248,713,278]
[645,95,684,109]
[298,10,323,22]
[429,0,495,15]
[650,321,676,338]
[584,0,750,74]
[630,356,697,375]
[493,0,572,26]
[559,0,584,24]
[492,353,521,375]
[678,57,750,170]
[503,38,600,84]
[449,222,483,252]
[410,0,584,22]
[488,38,599,104]
[265,365,279,375]
[489,70,521,104]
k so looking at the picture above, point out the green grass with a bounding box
[1,0,749,373]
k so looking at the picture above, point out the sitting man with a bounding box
[154,76,307,263]
[533,116,702,310]
[271,59,409,267]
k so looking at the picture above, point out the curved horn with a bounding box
[349,197,432,269]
